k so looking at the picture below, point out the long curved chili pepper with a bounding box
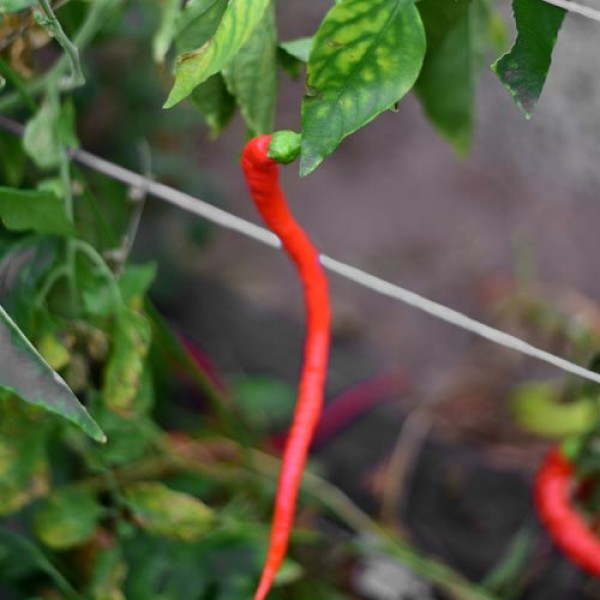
[534,445,600,576]
[241,134,331,600]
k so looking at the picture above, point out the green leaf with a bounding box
[189,74,237,138]
[300,0,426,176]
[153,0,181,63]
[0,0,35,12]
[231,375,296,432]
[102,309,152,417]
[280,37,313,63]
[0,131,26,187]
[123,482,214,541]
[510,382,597,438]
[175,0,228,54]
[0,187,75,236]
[415,0,489,155]
[0,304,105,442]
[222,1,277,136]
[33,486,104,550]
[23,99,78,170]
[492,0,565,118]
[164,0,271,108]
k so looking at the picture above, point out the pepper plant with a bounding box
[0,0,584,598]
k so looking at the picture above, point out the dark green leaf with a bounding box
[300,0,426,176]
[222,1,277,136]
[231,375,296,432]
[33,486,104,549]
[0,131,26,187]
[189,74,237,138]
[165,0,271,107]
[123,482,214,541]
[0,186,75,236]
[492,0,565,117]
[0,304,105,442]
[415,0,490,155]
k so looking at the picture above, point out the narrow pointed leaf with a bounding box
[222,1,277,136]
[492,0,565,118]
[164,0,270,108]
[415,0,492,155]
[300,0,426,176]
[0,304,105,442]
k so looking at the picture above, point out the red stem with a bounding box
[241,135,331,600]
[535,446,600,576]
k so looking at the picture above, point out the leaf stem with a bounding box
[36,0,85,87]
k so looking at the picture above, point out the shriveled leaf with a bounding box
[280,37,312,63]
[102,309,151,416]
[492,0,565,117]
[0,186,75,236]
[0,304,105,442]
[222,1,277,136]
[164,0,270,107]
[510,382,596,438]
[153,0,181,63]
[300,0,426,176]
[415,0,491,155]
[123,482,214,541]
[34,486,104,549]
[189,74,236,138]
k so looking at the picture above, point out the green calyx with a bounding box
[267,130,301,164]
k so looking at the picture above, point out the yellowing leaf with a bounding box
[123,482,214,541]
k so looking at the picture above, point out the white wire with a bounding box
[541,0,600,22]
[1,116,600,385]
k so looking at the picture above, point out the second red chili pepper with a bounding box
[241,134,331,600]
[535,445,600,576]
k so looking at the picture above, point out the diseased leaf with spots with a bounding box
[190,74,237,138]
[123,482,214,541]
[33,486,104,549]
[0,304,105,442]
[222,1,277,136]
[492,0,565,117]
[415,0,493,154]
[102,309,151,416]
[300,0,426,176]
[0,186,75,236]
[164,0,270,107]
[0,396,49,515]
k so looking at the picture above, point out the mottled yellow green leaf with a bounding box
[123,482,214,541]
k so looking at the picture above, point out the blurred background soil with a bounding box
[81,3,600,597]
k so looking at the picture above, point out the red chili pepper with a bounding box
[241,134,331,600]
[534,445,600,575]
